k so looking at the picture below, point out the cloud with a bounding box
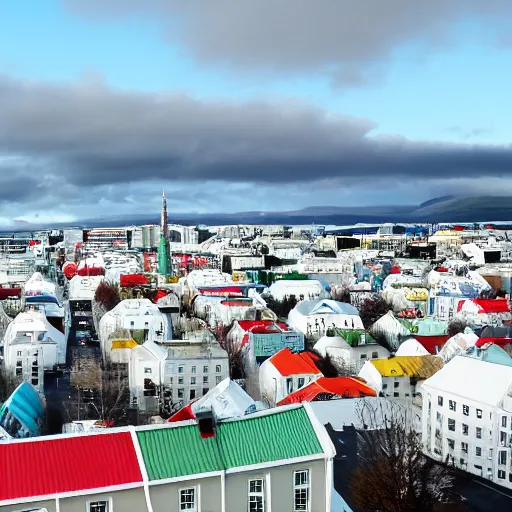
[2,73,512,203]
[63,1,512,84]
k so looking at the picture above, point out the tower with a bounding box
[158,190,171,276]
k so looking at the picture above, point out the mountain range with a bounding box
[4,196,512,231]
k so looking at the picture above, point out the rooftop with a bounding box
[370,355,443,379]
[269,348,322,376]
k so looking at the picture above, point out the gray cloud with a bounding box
[1,74,512,199]
[63,1,512,84]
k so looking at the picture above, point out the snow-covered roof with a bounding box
[294,299,359,317]
[110,298,161,316]
[422,355,512,407]
[395,338,429,357]
[68,275,104,300]
[313,335,351,357]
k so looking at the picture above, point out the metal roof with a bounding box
[370,355,443,379]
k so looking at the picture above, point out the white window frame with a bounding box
[293,469,311,512]
[86,498,112,512]
[248,477,265,512]
[178,485,199,511]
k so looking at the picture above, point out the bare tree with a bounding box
[350,400,457,512]
[69,355,129,425]
[359,296,393,330]
[447,318,468,339]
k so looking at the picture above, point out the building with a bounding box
[0,405,335,512]
[157,191,171,277]
[422,356,512,488]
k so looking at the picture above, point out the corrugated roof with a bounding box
[138,407,323,480]
[269,348,322,376]
[370,355,443,378]
[137,424,225,480]
[0,432,142,502]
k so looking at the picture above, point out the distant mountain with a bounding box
[2,196,512,231]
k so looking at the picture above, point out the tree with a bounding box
[0,366,21,404]
[92,280,121,335]
[265,294,298,319]
[350,400,457,512]
[447,318,468,339]
[69,355,129,425]
[359,295,393,330]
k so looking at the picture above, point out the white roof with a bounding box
[422,355,512,407]
[396,338,429,356]
[313,335,351,357]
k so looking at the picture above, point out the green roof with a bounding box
[336,328,376,346]
[136,407,323,481]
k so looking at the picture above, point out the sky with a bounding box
[1,1,512,225]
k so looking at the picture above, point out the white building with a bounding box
[422,356,512,488]
[129,339,229,413]
[288,299,363,338]
[68,275,104,302]
[266,279,328,302]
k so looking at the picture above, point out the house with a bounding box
[456,298,512,328]
[369,311,413,351]
[259,348,322,406]
[422,355,512,488]
[437,331,479,364]
[313,332,389,372]
[288,299,363,339]
[129,339,229,413]
[0,405,336,512]
[277,376,376,405]
[227,320,305,365]
[168,377,261,422]
[358,355,443,399]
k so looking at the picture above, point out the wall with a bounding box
[225,459,326,512]
[149,475,222,512]
[0,499,56,512]
[60,488,148,512]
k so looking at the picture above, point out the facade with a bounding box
[422,356,512,488]
[0,405,335,512]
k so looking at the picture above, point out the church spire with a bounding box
[161,190,168,242]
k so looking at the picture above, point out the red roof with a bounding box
[277,376,376,405]
[0,432,142,502]
[475,337,512,348]
[0,287,21,300]
[269,348,322,376]
[237,320,290,334]
[120,274,148,287]
[457,299,510,314]
[167,403,195,423]
[412,335,450,354]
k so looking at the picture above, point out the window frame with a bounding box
[178,485,199,512]
[247,477,265,512]
[87,498,112,512]
[293,469,311,512]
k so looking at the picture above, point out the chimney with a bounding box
[195,405,216,439]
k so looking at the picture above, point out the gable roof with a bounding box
[138,406,324,480]
[295,299,359,317]
[370,355,443,379]
[458,298,510,314]
[0,432,143,502]
[269,348,322,376]
[277,377,376,405]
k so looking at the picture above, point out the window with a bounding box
[447,439,455,449]
[216,376,222,385]
[248,478,265,512]
[216,364,222,373]
[89,501,109,512]
[177,376,184,385]
[499,451,507,465]
[298,377,305,388]
[178,365,184,374]
[190,389,196,400]
[203,376,209,384]
[448,419,455,431]
[463,404,469,416]
[394,381,399,389]
[449,400,456,412]
[462,423,468,436]
[286,377,293,394]
[203,365,209,373]
[476,447,482,457]
[15,367,22,376]
[191,377,196,385]
[177,389,184,399]
[498,470,506,480]
[461,442,468,453]
[179,487,197,511]
[476,427,482,439]
[371,351,379,359]
[501,431,507,445]
[16,351,22,356]
[294,470,310,512]
[438,396,443,406]
[503,416,508,429]
[31,378,38,386]
[191,365,196,374]
[476,409,482,419]
[202,388,209,395]
[144,367,152,374]
[382,383,388,389]
[393,392,400,397]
